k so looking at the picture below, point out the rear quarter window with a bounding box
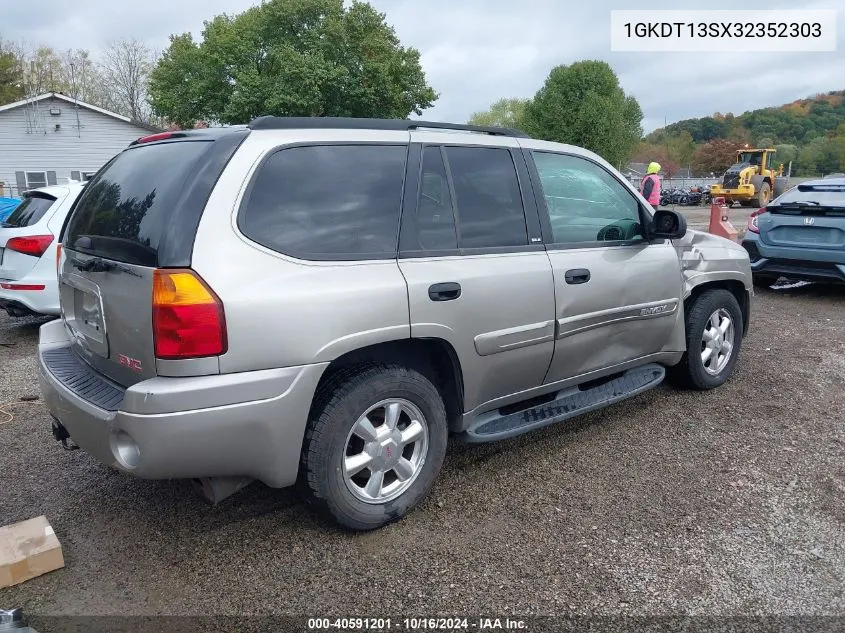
[238,144,408,260]
[3,193,56,227]
[64,140,210,266]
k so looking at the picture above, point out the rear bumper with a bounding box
[0,276,59,316]
[37,319,328,488]
[741,234,845,283]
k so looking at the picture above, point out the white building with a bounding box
[0,92,161,197]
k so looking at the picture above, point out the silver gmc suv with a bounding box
[38,118,752,530]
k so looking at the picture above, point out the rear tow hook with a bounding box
[51,418,79,451]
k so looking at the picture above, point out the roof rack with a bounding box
[247,116,530,138]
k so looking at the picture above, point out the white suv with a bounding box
[0,182,85,317]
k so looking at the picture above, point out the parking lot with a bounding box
[2,245,844,617]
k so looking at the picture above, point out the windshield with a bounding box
[736,152,763,166]
[772,184,845,209]
[64,140,210,266]
[2,193,56,227]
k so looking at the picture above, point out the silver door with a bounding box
[398,138,556,413]
[526,149,685,383]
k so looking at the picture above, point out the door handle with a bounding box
[564,269,590,285]
[428,282,462,302]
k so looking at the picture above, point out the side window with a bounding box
[533,152,645,244]
[239,144,407,260]
[401,146,458,252]
[445,146,528,249]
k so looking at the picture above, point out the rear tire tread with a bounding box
[301,363,448,531]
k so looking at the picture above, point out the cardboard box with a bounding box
[0,516,64,588]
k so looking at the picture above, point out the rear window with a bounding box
[2,193,56,228]
[64,141,210,266]
[773,184,845,209]
[238,144,408,260]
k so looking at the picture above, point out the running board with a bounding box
[464,364,665,443]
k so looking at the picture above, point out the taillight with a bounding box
[6,235,53,258]
[133,131,184,145]
[56,243,62,274]
[0,283,45,290]
[747,207,767,234]
[137,131,175,143]
[152,269,227,359]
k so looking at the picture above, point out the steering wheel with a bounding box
[596,219,641,242]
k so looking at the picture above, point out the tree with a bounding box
[468,98,529,129]
[20,47,72,94]
[60,49,105,105]
[0,40,24,105]
[692,139,739,176]
[774,144,798,172]
[98,39,156,122]
[798,136,845,175]
[522,60,642,168]
[645,147,680,178]
[667,131,695,169]
[148,0,437,126]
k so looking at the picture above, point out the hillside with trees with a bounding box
[472,84,845,177]
[638,91,845,177]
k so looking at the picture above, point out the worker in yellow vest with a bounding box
[640,162,662,211]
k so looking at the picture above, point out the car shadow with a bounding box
[763,280,845,299]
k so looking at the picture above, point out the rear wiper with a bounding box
[776,201,820,207]
[71,256,142,278]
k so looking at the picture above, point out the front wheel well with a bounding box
[312,339,464,431]
[686,280,750,337]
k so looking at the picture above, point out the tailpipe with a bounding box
[191,476,254,505]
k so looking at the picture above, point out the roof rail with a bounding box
[247,116,530,138]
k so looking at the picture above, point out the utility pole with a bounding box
[70,62,81,137]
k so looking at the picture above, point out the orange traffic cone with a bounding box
[708,197,738,242]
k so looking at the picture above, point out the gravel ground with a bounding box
[1,281,844,619]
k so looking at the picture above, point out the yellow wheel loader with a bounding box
[710,148,790,207]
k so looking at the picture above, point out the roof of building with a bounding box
[0,92,162,132]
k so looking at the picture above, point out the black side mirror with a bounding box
[650,209,687,240]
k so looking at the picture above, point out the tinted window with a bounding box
[400,146,458,252]
[534,152,644,244]
[445,147,528,249]
[3,193,56,228]
[773,184,845,209]
[239,145,407,259]
[65,141,210,266]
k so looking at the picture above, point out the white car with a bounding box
[0,182,85,317]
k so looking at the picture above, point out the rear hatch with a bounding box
[59,130,246,387]
[759,183,845,254]
[0,191,62,280]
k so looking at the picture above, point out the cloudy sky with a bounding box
[5,0,844,131]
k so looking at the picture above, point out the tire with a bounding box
[753,182,771,208]
[301,364,448,531]
[667,289,744,391]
